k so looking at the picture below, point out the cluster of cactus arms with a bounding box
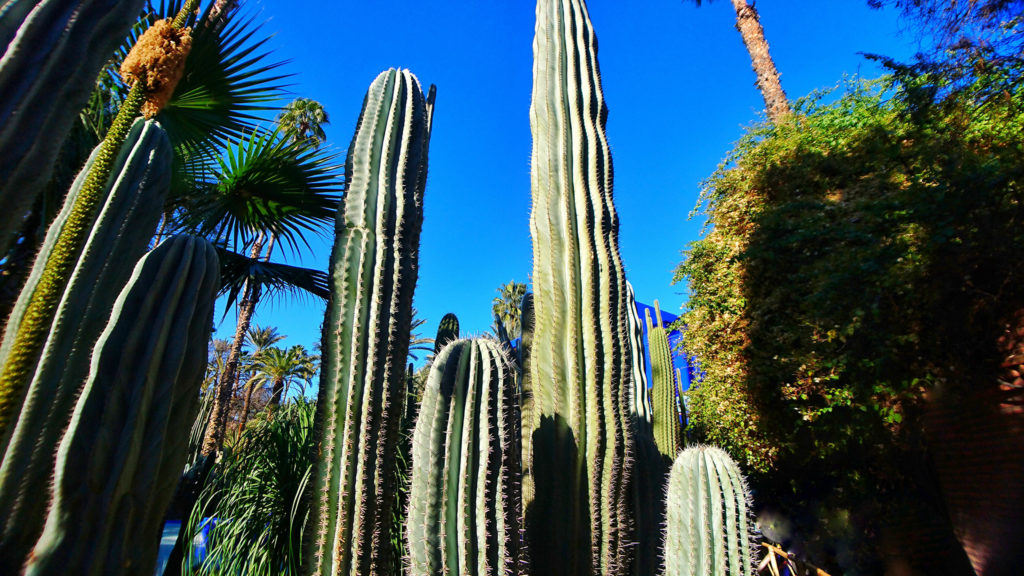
[524,0,636,573]
[663,447,755,576]
[0,0,148,256]
[24,235,219,576]
[648,300,685,459]
[306,68,435,576]
[406,338,523,576]
[434,312,460,354]
[0,119,171,568]
[0,0,199,441]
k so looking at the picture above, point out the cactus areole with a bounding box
[307,68,433,576]
[524,0,637,573]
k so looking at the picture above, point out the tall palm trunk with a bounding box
[235,375,259,434]
[729,0,789,122]
[268,376,285,408]
[201,236,264,457]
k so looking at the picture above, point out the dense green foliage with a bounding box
[676,60,1024,570]
[185,400,316,575]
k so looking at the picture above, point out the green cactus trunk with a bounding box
[524,0,636,573]
[0,119,170,568]
[22,235,219,576]
[406,338,523,576]
[434,312,460,354]
[663,446,754,576]
[648,302,683,459]
[626,282,652,432]
[307,68,433,576]
[0,0,148,255]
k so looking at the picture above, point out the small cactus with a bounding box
[434,312,460,354]
[663,446,755,576]
[406,338,523,576]
[23,235,220,576]
[648,301,684,459]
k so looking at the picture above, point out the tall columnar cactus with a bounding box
[0,0,198,441]
[22,235,220,576]
[406,338,523,576]
[663,446,755,576]
[0,119,170,566]
[434,312,460,354]
[308,68,434,576]
[525,0,636,572]
[626,282,653,432]
[648,302,684,459]
[0,0,148,255]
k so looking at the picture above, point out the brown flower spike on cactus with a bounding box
[120,19,193,119]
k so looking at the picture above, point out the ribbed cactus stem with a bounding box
[0,0,199,440]
[23,235,220,576]
[649,301,683,459]
[525,0,636,572]
[308,68,432,576]
[434,313,460,354]
[663,446,755,576]
[0,119,170,568]
[627,282,653,431]
[406,339,522,576]
[0,0,148,255]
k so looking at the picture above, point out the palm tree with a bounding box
[181,128,340,457]
[276,97,330,148]
[687,1,789,122]
[235,325,285,432]
[492,280,528,339]
[252,345,317,410]
[407,308,434,362]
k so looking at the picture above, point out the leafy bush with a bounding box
[184,399,316,575]
[676,60,1024,572]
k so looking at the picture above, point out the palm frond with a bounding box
[216,247,330,315]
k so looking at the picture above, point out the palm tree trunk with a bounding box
[235,376,258,434]
[269,376,284,408]
[200,235,264,457]
[729,0,789,122]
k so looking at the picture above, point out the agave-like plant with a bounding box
[185,399,317,576]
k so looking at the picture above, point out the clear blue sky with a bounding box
[216,0,917,361]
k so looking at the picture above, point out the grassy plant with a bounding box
[184,399,316,576]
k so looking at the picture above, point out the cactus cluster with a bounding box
[0,119,171,569]
[663,447,755,576]
[24,235,219,576]
[648,301,685,459]
[406,338,523,576]
[307,68,434,576]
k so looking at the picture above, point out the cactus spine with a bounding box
[0,0,148,254]
[525,0,636,572]
[648,301,683,459]
[308,68,434,576]
[0,119,170,567]
[23,235,220,576]
[434,312,460,354]
[663,447,754,576]
[406,338,523,576]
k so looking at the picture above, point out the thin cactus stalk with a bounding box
[663,446,755,576]
[649,302,683,459]
[626,282,652,432]
[525,0,636,573]
[0,0,148,255]
[0,0,198,441]
[406,338,523,576]
[23,235,220,576]
[434,312,460,354]
[307,68,434,576]
[0,119,170,568]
